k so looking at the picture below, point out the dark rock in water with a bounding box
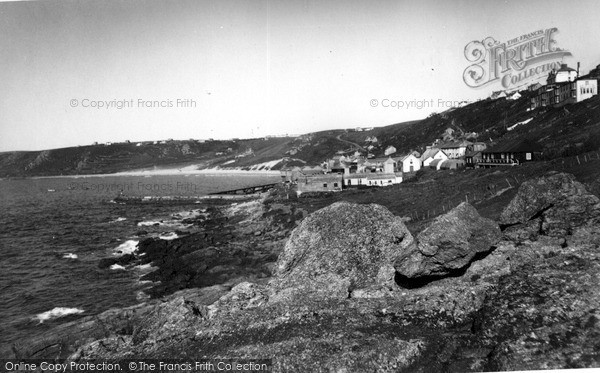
[98,254,136,269]
[270,201,415,301]
[501,172,600,238]
[136,230,148,236]
[395,202,501,278]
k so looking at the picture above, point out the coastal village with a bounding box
[284,62,600,195]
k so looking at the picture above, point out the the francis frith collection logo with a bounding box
[463,27,572,89]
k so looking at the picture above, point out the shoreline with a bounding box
[102,189,303,299]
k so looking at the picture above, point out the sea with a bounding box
[0,172,280,351]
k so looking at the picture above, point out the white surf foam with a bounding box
[110,217,127,223]
[35,307,84,323]
[63,253,78,259]
[113,240,139,256]
[159,232,179,240]
[137,221,163,227]
[110,264,126,270]
[134,263,156,274]
[136,291,151,301]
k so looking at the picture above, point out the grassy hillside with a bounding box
[1,90,599,177]
[340,91,600,157]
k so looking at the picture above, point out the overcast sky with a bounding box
[1,0,599,151]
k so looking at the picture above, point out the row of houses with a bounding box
[530,63,598,110]
[286,152,421,194]
[287,135,546,195]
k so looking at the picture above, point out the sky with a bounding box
[1,0,599,151]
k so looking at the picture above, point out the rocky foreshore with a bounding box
[7,172,600,372]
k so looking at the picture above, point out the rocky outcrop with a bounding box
[10,174,600,371]
[395,202,501,278]
[501,172,600,240]
[269,202,415,301]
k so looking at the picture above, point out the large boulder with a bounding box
[269,202,415,301]
[395,202,501,278]
[501,172,600,238]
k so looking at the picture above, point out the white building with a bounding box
[384,145,397,156]
[507,91,522,100]
[422,149,449,167]
[396,154,421,173]
[575,79,598,102]
[547,64,578,84]
[343,173,402,187]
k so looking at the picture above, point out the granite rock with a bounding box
[395,202,501,278]
[270,202,416,301]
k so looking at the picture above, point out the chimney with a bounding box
[577,62,580,77]
[561,63,567,69]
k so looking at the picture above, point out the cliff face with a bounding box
[9,172,600,371]
[0,138,293,177]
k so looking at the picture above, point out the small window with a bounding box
[334,182,338,187]
[323,183,327,187]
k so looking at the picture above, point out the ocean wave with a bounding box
[136,291,150,301]
[63,253,78,259]
[137,221,163,227]
[113,240,139,256]
[110,217,127,223]
[159,232,179,240]
[35,307,84,323]
[134,263,156,273]
[110,264,126,270]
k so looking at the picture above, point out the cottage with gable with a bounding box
[421,147,448,167]
[396,153,421,173]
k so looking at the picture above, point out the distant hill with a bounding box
[1,91,599,177]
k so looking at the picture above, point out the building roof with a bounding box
[364,173,400,180]
[420,147,440,160]
[395,153,418,162]
[465,150,482,157]
[431,159,444,167]
[330,160,350,169]
[484,138,543,153]
[442,159,465,167]
[344,172,401,179]
[368,157,395,164]
[557,64,577,73]
[301,174,342,181]
[344,173,369,179]
[439,140,472,149]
